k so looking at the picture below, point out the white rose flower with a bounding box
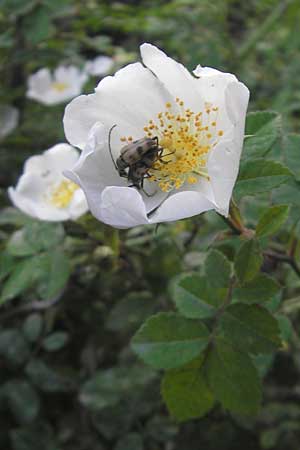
[84,56,114,77]
[8,144,89,221]
[63,43,249,229]
[27,65,88,106]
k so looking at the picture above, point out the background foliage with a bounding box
[1,0,300,449]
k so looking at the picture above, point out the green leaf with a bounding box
[276,314,294,344]
[106,291,156,331]
[131,313,210,370]
[0,251,15,281]
[42,332,69,352]
[23,5,55,44]
[234,239,263,283]
[5,223,64,258]
[0,257,40,304]
[253,353,275,378]
[205,250,231,289]
[7,229,37,256]
[272,179,300,208]
[115,433,144,450]
[25,359,72,393]
[284,134,300,181]
[22,314,43,343]
[23,222,64,252]
[1,0,37,17]
[0,207,32,226]
[243,111,281,159]
[256,205,290,238]
[0,329,30,366]
[80,366,155,412]
[233,273,280,304]
[205,338,261,415]
[10,423,57,450]
[36,250,70,300]
[170,274,222,319]
[161,359,214,422]
[2,381,40,425]
[235,159,292,198]
[219,304,281,354]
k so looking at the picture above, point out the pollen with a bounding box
[123,98,223,192]
[50,180,79,208]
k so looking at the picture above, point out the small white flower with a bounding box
[8,144,89,221]
[27,65,88,106]
[0,105,19,140]
[63,43,249,229]
[84,56,114,77]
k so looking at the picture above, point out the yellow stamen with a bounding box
[52,82,69,92]
[50,180,79,208]
[122,98,223,192]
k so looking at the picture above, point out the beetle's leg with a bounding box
[128,181,156,197]
[152,147,175,165]
[142,187,156,197]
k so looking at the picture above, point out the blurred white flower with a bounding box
[27,66,88,106]
[84,56,114,77]
[0,105,19,140]
[8,144,89,221]
[63,43,249,229]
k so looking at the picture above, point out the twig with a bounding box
[264,250,300,278]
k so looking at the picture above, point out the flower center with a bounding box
[52,82,69,92]
[120,98,223,192]
[49,180,79,208]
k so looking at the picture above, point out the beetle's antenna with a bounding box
[108,124,118,171]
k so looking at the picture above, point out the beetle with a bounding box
[108,125,164,192]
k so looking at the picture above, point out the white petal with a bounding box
[67,188,89,219]
[8,186,40,219]
[140,43,204,111]
[64,62,175,149]
[149,190,215,224]
[24,144,79,175]
[27,68,52,94]
[64,123,126,220]
[55,65,87,90]
[99,186,149,229]
[65,122,125,188]
[225,81,250,149]
[207,81,249,216]
[208,139,240,216]
[193,65,237,81]
[8,173,69,221]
